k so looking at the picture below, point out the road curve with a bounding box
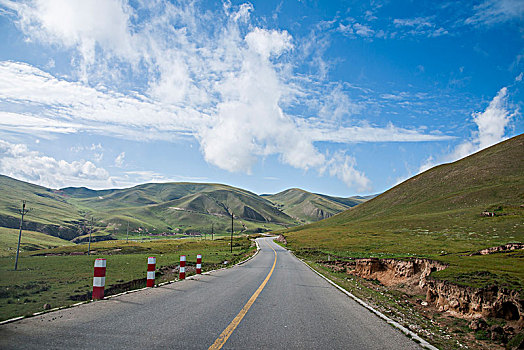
[0,237,422,349]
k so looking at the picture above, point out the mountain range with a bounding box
[0,176,367,241]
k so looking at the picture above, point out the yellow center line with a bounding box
[209,239,277,350]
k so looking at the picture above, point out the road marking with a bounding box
[209,239,277,350]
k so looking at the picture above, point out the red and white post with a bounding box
[179,255,186,280]
[196,254,202,274]
[93,258,106,300]
[147,256,156,287]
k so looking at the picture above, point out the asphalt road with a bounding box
[0,237,422,349]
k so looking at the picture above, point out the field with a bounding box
[0,236,257,322]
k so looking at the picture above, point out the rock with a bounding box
[469,318,487,331]
[43,303,51,310]
[421,301,428,306]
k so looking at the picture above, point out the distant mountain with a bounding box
[63,182,297,235]
[262,188,366,223]
[0,178,369,240]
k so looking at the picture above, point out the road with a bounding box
[0,237,422,349]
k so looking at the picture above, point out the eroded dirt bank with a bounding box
[323,257,523,324]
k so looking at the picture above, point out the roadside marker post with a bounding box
[93,258,106,300]
[196,254,202,274]
[179,255,186,280]
[147,257,156,287]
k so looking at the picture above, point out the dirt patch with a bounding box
[321,256,523,347]
[275,234,287,245]
[468,242,524,256]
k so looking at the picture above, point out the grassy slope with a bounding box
[0,227,74,257]
[263,188,365,223]
[283,134,524,291]
[0,176,83,239]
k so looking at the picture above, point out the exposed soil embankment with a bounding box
[469,243,524,256]
[323,257,523,323]
[426,280,522,321]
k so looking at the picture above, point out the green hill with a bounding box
[283,134,524,290]
[262,188,366,223]
[3,179,330,241]
[66,183,298,235]
[0,175,84,239]
[0,226,74,257]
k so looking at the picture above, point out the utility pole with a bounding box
[14,200,30,271]
[230,210,233,253]
[126,221,129,243]
[88,217,93,255]
[211,223,214,241]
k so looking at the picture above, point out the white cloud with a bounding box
[338,22,374,38]
[245,28,293,60]
[1,0,138,81]
[466,0,524,26]
[419,86,517,173]
[0,61,203,139]
[452,87,516,159]
[393,17,448,37]
[114,152,125,167]
[322,152,371,192]
[0,1,455,191]
[303,121,453,143]
[0,139,111,188]
[353,23,374,37]
[394,17,433,28]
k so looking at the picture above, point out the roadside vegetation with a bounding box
[0,235,258,322]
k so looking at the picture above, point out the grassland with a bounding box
[0,236,257,321]
[0,176,84,239]
[0,227,74,257]
[281,134,524,292]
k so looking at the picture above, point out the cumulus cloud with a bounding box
[451,87,516,160]
[198,27,324,173]
[0,1,454,191]
[322,152,371,192]
[0,139,111,188]
[419,87,517,173]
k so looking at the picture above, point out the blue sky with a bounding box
[0,0,522,196]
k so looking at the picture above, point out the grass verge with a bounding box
[0,235,257,322]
